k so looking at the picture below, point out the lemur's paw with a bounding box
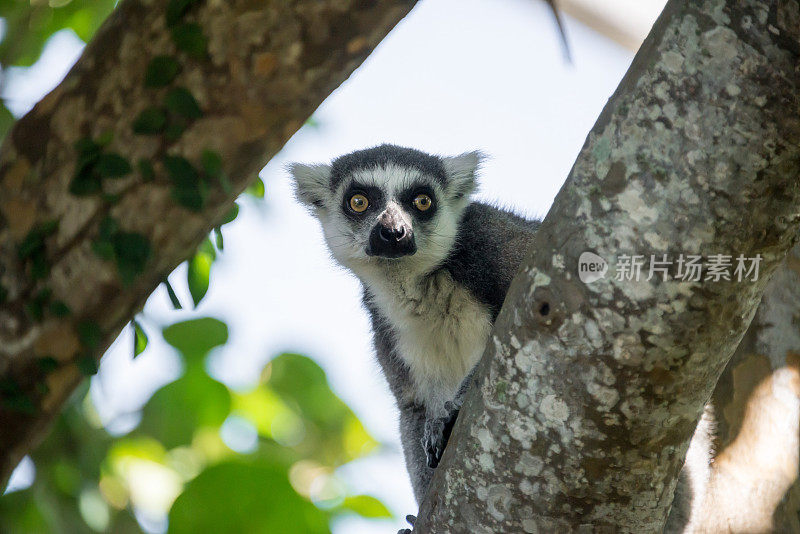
[423,401,460,469]
[397,514,416,533]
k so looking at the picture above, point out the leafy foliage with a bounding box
[171,23,208,59]
[0,317,389,533]
[69,136,132,196]
[163,155,207,211]
[132,107,168,135]
[0,0,117,69]
[91,217,152,286]
[144,56,182,88]
[164,87,202,119]
[132,320,148,358]
[187,239,216,308]
[246,177,266,198]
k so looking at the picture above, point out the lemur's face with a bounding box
[290,145,481,277]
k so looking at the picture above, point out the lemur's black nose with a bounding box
[367,222,415,259]
[379,225,407,242]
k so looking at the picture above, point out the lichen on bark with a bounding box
[414,0,800,532]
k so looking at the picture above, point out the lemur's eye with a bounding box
[349,193,369,213]
[413,194,432,212]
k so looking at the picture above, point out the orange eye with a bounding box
[413,194,432,211]
[349,193,369,213]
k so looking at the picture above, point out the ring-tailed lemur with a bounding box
[290,144,540,506]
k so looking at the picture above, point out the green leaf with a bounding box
[29,254,49,280]
[144,56,181,87]
[162,317,228,361]
[25,301,44,322]
[138,159,155,181]
[36,356,60,374]
[77,320,102,349]
[222,204,239,225]
[112,232,152,286]
[133,107,167,134]
[164,155,207,211]
[91,240,115,261]
[17,221,57,260]
[102,192,122,204]
[139,366,230,448]
[133,320,148,358]
[201,149,222,179]
[171,22,207,58]
[98,217,119,241]
[0,0,116,68]
[96,130,114,146]
[245,177,265,198]
[168,460,329,534]
[165,87,202,119]
[69,171,102,196]
[265,354,378,463]
[187,242,214,307]
[163,155,198,185]
[2,392,36,414]
[74,137,101,156]
[164,122,186,142]
[77,356,99,377]
[213,227,223,251]
[340,495,392,519]
[49,300,71,318]
[95,153,132,178]
[38,220,59,236]
[166,0,197,26]
[164,280,183,309]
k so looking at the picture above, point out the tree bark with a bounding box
[0,0,416,485]
[414,0,800,532]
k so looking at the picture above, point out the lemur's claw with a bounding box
[397,514,416,534]
[422,402,461,469]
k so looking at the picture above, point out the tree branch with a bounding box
[0,0,416,485]
[414,0,800,531]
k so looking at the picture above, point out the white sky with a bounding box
[5,0,644,532]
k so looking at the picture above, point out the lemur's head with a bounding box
[290,144,481,276]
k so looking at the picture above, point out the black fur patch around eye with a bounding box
[341,184,385,220]
[399,184,437,222]
[330,144,447,191]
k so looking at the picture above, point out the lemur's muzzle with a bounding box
[366,204,416,259]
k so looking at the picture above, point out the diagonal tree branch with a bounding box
[0,0,417,485]
[414,0,800,531]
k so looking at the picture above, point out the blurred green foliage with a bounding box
[0,317,388,533]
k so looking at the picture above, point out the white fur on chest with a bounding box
[367,269,492,414]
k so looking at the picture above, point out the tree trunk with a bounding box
[0,0,417,485]
[414,0,800,532]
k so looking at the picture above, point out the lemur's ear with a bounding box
[442,151,483,200]
[288,163,332,209]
